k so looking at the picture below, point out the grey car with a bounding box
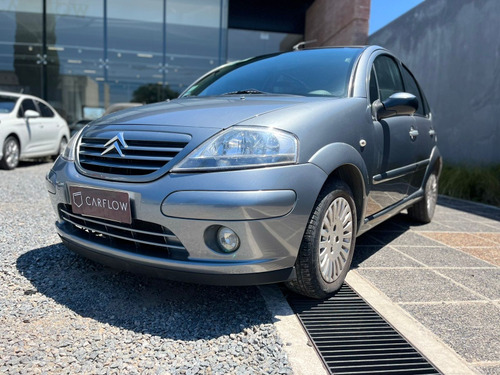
[46,46,441,298]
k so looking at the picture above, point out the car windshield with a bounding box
[0,95,18,113]
[181,48,362,98]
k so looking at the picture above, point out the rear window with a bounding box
[0,95,18,113]
[182,48,362,98]
[37,101,55,117]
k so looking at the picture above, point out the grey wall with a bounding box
[369,0,500,166]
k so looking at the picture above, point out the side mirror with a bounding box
[24,109,40,119]
[372,92,418,121]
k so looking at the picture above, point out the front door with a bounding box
[366,55,419,216]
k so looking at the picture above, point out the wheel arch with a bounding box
[308,143,369,233]
[423,146,443,185]
[3,133,22,152]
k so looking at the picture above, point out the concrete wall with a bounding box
[369,0,500,166]
[305,0,370,46]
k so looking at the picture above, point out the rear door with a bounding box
[35,100,61,153]
[399,64,435,195]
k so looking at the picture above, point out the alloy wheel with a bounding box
[319,196,353,283]
[4,138,19,169]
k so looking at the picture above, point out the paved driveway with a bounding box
[352,197,500,375]
[1,161,498,374]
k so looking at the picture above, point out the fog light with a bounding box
[217,227,240,253]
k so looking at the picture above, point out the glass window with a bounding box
[46,0,104,124]
[18,98,38,117]
[401,64,425,116]
[369,67,379,104]
[373,55,404,101]
[0,96,18,113]
[0,1,43,97]
[37,101,55,117]
[107,0,163,105]
[183,48,362,98]
[165,0,224,93]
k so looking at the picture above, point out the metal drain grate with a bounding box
[287,284,441,375]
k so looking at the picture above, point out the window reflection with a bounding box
[0,0,304,124]
[0,1,43,97]
[228,29,302,61]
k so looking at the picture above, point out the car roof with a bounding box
[0,91,24,99]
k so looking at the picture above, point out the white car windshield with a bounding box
[0,95,17,114]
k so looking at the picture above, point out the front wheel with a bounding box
[286,181,357,299]
[0,136,20,170]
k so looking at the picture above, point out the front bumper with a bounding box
[46,157,328,285]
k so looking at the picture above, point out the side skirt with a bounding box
[358,188,424,236]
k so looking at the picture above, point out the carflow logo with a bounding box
[101,132,128,157]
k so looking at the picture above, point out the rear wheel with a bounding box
[408,173,438,223]
[286,181,357,299]
[0,136,20,170]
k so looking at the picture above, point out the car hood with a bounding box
[0,113,14,120]
[90,96,334,130]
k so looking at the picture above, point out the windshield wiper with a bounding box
[221,89,267,95]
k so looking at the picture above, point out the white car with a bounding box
[0,91,70,170]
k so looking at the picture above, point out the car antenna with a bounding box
[293,39,317,51]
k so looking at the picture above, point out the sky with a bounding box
[369,0,425,35]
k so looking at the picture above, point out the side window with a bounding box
[17,99,38,118]
[369,67,379,104]
[373,55,404,101]
[37,101,55,118]
[401,65,425,116]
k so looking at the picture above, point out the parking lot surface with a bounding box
[0,162,292,374]
[1,161,499,374]
[352,195,500,375]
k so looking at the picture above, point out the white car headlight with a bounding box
[62,128,85,161]
[172,126,298,172]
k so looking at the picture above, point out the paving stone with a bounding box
[458,247,500,267]
[355,269,485,303]
[437,268,500,300]
[476,364,500,375]
[352,246,423,269]
[426,221,500,233]
[420,232,497,248]
[396,246,494,268]
[369,231,443,247]
[474,233,500,245]
[403,302,500,363]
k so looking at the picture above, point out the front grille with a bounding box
[77,131,191,179]
[59,205,188,260]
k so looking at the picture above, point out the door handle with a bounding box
[409,127,419,140]
[429,129,436,137]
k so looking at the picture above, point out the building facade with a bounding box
[369,0,500,166]
[0,0,369,124]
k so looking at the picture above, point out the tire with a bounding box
[408,173,438,223]
[0,136,20,170]
[52,137,68,160]
[286,181,357,299]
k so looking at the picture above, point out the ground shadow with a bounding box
[14,159,53,169]
[16,244,273,341]
[437,195,500,221]
[351,213,417,268]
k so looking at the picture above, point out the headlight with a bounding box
[172,126,298,172]
[62,128,85,161]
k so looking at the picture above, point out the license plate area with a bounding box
[69,186,132,224]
